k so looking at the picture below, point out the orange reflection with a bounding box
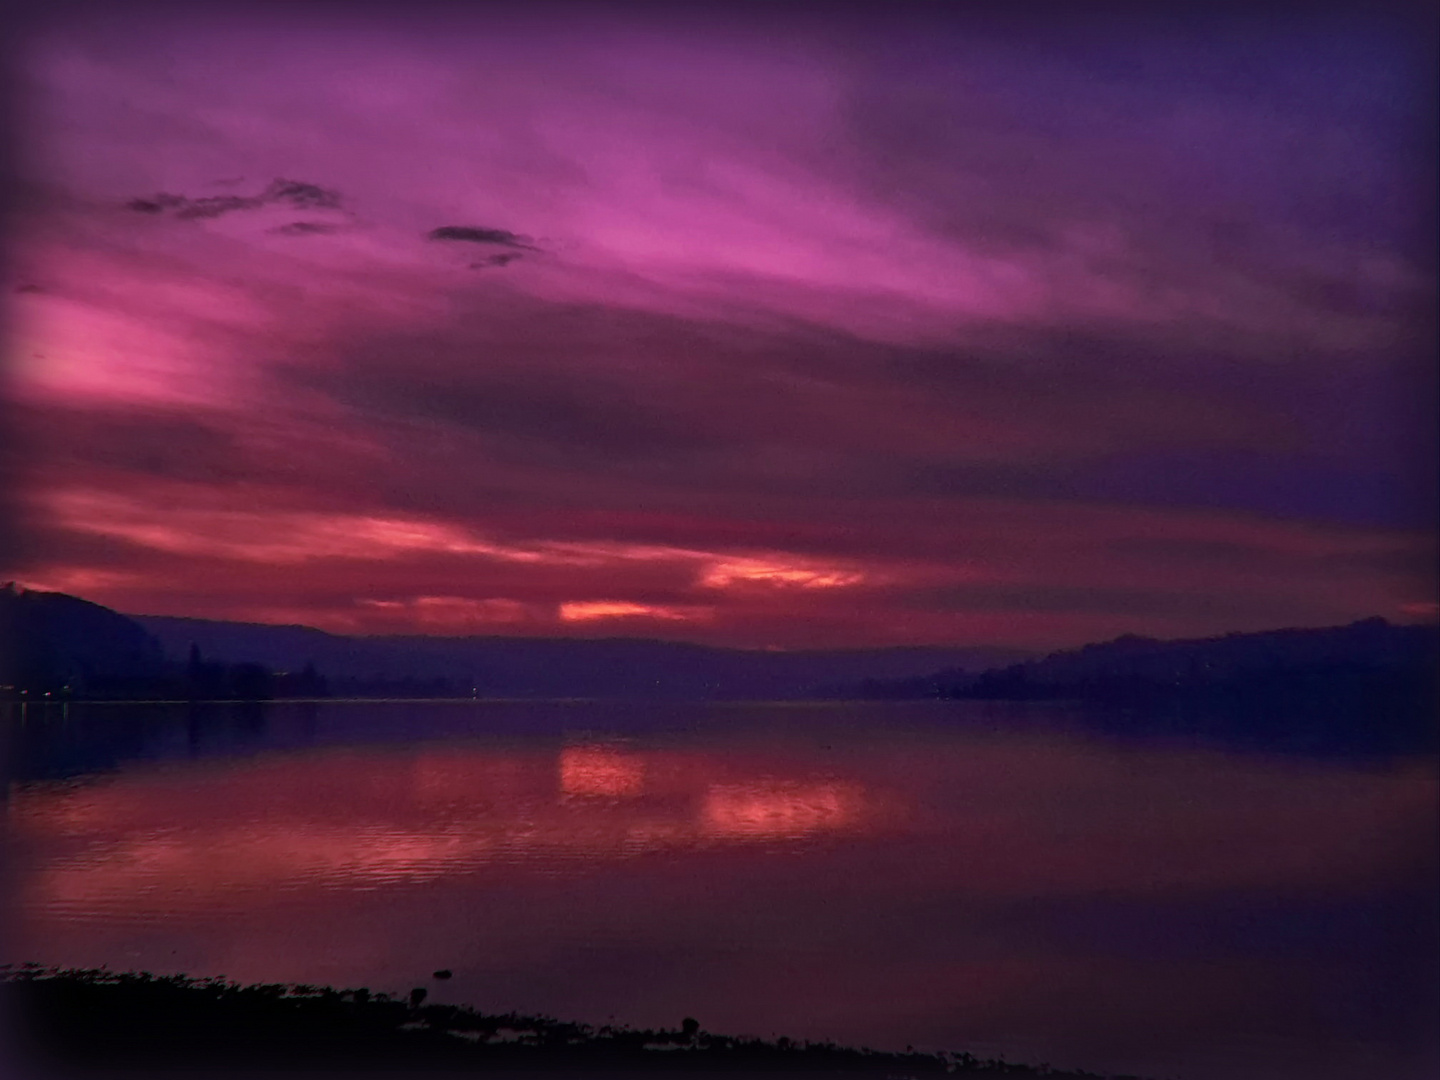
[702,782,858,838]
[8,745,884,912]
[560,745,646,797]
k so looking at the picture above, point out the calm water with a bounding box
[4,700,1437,1080]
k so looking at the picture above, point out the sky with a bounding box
[4,2,1437,649]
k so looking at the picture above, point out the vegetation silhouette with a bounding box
[1,965,1146,1078]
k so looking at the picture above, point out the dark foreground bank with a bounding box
[0,966,1147,1079]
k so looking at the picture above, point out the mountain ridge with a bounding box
[128,610,1027,700]
[8,584,1435,718]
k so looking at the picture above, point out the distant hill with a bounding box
[853,618,1440,754]
[2,585,320,701]
[949,618,1436,697]
[131,612,1027,701]
[22,586,1433,732]
[1,583,165,695]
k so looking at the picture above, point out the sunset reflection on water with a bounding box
[702,782,859,838]
[5,703,1436,1080]
[8,741,890,909]
[559,745,646,799]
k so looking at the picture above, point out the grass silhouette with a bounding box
[1,964,1148,1078]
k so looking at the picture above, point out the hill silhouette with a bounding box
[129,610,1023,701]
[1,583,165,697]
[854,618,1439,755]
[4,586,1021,702]
[8,586,1435,755]
[1,584,325,701]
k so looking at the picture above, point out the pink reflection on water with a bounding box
[11,735,1437,916]
[8,743,886,913]
[6,719,1437,1080]
[559,745,646,798]
[702,781,859,838]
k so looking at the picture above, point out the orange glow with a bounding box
[39,489,539,564]
[699,556,865,589]
[701,782,858,838]
[560,745,646,797]
[359,596,534,628]
[559,601,705,622]
[36,486,872,604]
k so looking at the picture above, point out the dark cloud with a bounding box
[16,405,249,486]
[1070,449,1435,529]
[125,194,186,214]
[907,584,1191,617]
[12,520,172,574]
[1104,537,1284,566]
[175,194,266,219]
[263,179,342,210]
[267,284,1432,532]
[428,226,539,269]
[827,15,1431,360]
[279,302,915,500]
[1321,544,1440,578]
[296,359,731,473]
[903,584,1313,625]
[271,221,344,236]
[125,178,343,220]
[427,225,536,248]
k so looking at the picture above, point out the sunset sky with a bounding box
[6,4,1436,648]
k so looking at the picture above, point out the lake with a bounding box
[4,699,1437,1079]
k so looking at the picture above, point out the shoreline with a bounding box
[2,965,1131,1079]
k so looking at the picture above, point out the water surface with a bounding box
[4,700,1436,1079]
